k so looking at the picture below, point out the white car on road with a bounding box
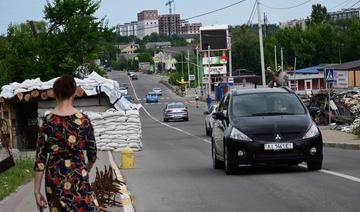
[119,87,128,95]
[153,88,162,96]
[205,105,217,136]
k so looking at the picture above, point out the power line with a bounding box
[183,0,247,21]
[350,0,360,8]
[118,0,248,34]
[261,0,312,10]
[247,0,257,25]
[330,0,355,10]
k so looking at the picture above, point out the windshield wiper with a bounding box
[250,112,296,116]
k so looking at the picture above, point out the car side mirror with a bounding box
[309,107,320,116]
[212,111,226,120]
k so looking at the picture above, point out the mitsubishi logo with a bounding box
[275,134,282,141]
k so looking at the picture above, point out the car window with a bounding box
[231,93,306,117]
[168,103,185,109]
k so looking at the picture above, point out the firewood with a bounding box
[31,90,39,98]
[40,92,48,100]
[75,87,85,97]
[24,93,31,102]
[47,89,54,98]
[0,97,4,103]
[16,92,24,101]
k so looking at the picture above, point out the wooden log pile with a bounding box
[1,87,86,103]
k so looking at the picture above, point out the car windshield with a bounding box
[153,88,161,91]
[231,93,306,117]
[168,103,185,109]
[119,87,126,90]
[148,92,156,96]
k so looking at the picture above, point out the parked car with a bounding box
[152,87,162,96]
[146,92,158,103]
[119,87,128,95]
[205,105,218,136]
[131,74,138,80]
[124,95,134,103]
[211,88,323,175]
[163,102,189,122]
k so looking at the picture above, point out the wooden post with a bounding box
[7,105,13,148]
[75,87,84,97]
[47,89,54,98]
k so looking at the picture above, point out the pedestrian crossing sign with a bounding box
[325,68,334,83]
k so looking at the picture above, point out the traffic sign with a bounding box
[228,77,234,86]
[203,76,209,84]
[325,68,334,83]
[189,75,195,81]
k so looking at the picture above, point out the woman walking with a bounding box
[34,75,98,212]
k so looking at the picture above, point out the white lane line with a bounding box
[107,151,135,212]
[128,76,210,144]
[298,164,360,183]
[129,74,360,184]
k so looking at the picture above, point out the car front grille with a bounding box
[254,149,304,160]
[252,132,303,141]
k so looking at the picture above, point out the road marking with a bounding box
[128,77,210,144]
[298,164,360,183]
[107,151,135,212]
[128,74,360,184]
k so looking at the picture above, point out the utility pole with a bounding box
[196,47,200,89]
[187,48,191,88]
[274,45,277,72]
[181,53,184,78]
[256,0,266,86]
[228,35,233,78]
[208,45,211,98]
[281,47,284,72]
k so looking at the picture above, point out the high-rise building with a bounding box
[137,10,159,39]
[117,21,138,37]
[181,22,202,35]
[329,8,360,21]
[158,14,181,36]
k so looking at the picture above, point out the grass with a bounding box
[0,157,34,201]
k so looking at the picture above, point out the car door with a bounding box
[213,94,229,159]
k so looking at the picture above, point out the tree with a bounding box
[44,0,110,76]
[307,4,330,25]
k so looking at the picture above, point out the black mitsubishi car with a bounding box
[211,87,323,175]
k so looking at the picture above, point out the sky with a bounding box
[0,0,357,34]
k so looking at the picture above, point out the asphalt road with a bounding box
[109,71,360,212]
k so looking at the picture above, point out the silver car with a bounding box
[205,105,217,136]
[163,102,189,122]
[153,87,162,96]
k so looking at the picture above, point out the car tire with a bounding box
[164,118,168,122]
[205,124,211,136]
[224,144,236,175]
[184,117,189,121]
[307,161,322,171]
[212,141,224,169]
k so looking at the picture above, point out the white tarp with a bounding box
[0,72,141,111]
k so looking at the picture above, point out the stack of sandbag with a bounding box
[84,108,142,152]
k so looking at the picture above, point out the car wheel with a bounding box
[307,160,322,171]
[184,117,189,121]
[205,123,211,136]
[212,141,224,169]
[224,144,236,175]
[164,118,168,122]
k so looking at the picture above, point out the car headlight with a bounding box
[230,128,252,141]
[303,122,320,139]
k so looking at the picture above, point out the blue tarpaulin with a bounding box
[293,65,321,74]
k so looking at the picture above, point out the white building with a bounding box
[137,10,159,39]
[329,8,360,21]
[117,21,138,37]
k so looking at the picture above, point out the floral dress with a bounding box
[34,112,98,212]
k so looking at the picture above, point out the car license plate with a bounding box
[264,143,293,151]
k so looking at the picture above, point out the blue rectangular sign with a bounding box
[325,68,334,83]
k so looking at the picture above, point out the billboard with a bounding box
[200,25,228,51]
[204,66,227,75]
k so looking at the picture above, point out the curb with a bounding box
[107,151,135,212]
[323,142,360,150]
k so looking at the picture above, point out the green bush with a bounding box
[353,127,360,139]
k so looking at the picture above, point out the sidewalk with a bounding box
[320,127,360,150]
[0,152,124,212]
